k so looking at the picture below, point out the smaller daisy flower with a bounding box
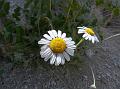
[38,30,76,66]
[77,26,99,43]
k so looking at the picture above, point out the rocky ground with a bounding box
[0,0,120,89]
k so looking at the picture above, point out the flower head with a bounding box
[38,30,76,66]
[77,26,99,43]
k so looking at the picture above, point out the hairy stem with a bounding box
[76,38,84,47]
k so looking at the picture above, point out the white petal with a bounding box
[77,26,87,31]
[67,43,76,46]
[92,36,95,44]
[84,36,89,40]
[48,31,55,38]
[40,47,51,58]
[55,54,62,66]
[44,52,53,61]
[61,54,65,65]
[40,51,44,58]
[77,26,85,29]
[66,41,76,49]
[43,34,52,40]
[67,45,76,49]
[68,37,72,40]
[58,30,62,37]
[64,37,72,41]
[66,41,75,45]
[51,30,57,37]
[88,35,92,41]
[82,33,88,38]
[41,45,48,51]
[92,39,95,44]
[65,48,74,56]
[38,39,50,44]
[63,52,70,61]
[61,33,66,38]
[94,36,99,42]
[78,29,85,34]
[50,54,56,65]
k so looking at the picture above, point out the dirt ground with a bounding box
[0,0,120,89]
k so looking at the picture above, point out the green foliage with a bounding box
[0,0,119,66]
[100,0,120,16]
[12,6,21,21]
[112,7,120,16]
[96,0,104,6]
[0,0,10,17]
[0,68,4,76]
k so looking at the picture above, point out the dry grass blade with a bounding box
[104,33,120,41]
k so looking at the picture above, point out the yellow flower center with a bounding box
[49,38,66,53]
[85,28,95,36]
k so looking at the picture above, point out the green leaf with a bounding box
[0,1,10,17]
[24,0,33,8]
[113,7,120,16]
[96,0,104,6]
[0,12,6,17]
[3,2,10,13]
[0,0,4,9]
[12,6,21,21]
[15,26,24,43]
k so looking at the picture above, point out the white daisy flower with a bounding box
[38,30,76,66]
[77,26,99,44]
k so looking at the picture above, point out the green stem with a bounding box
[44,17,54,30]
[49,0,52,16]
[76,38,85,47]
[62,0,73,28]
